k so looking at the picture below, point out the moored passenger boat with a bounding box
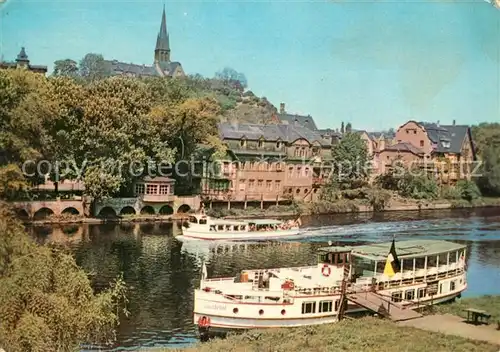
[180,214,301,241]
[193,239,467,338]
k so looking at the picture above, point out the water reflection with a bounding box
[29,207,500,350]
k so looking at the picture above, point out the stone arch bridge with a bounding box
[93,196,201,217]
[10,196,200,220]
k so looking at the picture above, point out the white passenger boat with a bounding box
[193,239,467,338]
[180,214,301,241]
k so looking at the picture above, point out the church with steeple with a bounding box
[103,5,185,78]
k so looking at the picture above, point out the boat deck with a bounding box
[346,291,422,321]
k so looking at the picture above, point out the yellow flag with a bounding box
[383,253,396,277]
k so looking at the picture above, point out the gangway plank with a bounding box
[346,291,422,322]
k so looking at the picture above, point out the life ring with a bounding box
[322,265,331,277]
[289,281,295,290]
[198,316,211,328]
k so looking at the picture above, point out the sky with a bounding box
[0,0,499,131]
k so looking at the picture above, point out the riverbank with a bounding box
[21,197,500,225]
[159,296,500,352]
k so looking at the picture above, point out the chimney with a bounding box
[453,119,456,126]
[437,120,440,127]
[280,103,285,114]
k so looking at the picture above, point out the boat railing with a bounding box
[204,277,235,283]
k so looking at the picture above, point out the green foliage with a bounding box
[329,132,370,189]
[440,185,463,200]
[0,164,28,200]
[0,204,128,351]
[455,180,482,201]
[366,188,392,212]
[472,122,500,196]
[52,59,79,78]
[310,200,359,215]
[215,67,248,89]
[79,53,110,82]
[376,169,439,200]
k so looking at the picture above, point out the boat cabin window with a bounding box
[353,257,376,278]
[417,288,426,299]
[199,218,207,225]
[448,251,457,264]
[391,291,402,303]
[319,252,350,266]
[319,300,333,313]
[415,257,425,269]
[189,216,198,224]
[217,225,224,231]
[405,289,415,301]
[427,255,437,268]
[301,302,316,314]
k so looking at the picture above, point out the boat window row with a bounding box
[390,279,458,303]
[209,224,247,232]
[352,249,466,278]
[301,300,340,314]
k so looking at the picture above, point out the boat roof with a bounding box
[245,219,283,225]
[210,219,248,225]
[317,240,466,261]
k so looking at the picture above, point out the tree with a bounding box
[0,164,28,201]
[345,122,352,133]
[79,53,109,82]
[477,144,500,196]
[215,67,248,89]
[329,132,370,189]
[0,203,128,351]
[52,59,79,77]
[340,121,345,134]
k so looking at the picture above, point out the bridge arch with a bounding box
[120,206,136,215]
[62,207,80,216]
[159,205,174,215]
[177,204,191,214]
[98,207,117,218]
[15,208,30,220]
[140,206,155,215]
[33,207,54,220]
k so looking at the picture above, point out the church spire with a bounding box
[154,5,170,64]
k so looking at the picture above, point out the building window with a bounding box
[414,130,417,134]
[405,289,415,301]
[266,180,272,190]
[275,181,281,190]
[450,281,456,291]
[301,302,316,314]
[417,288,426,299]
[146,184,158,195]
[249,180,255,189]
[294,147,300,157]
[135,184,145,195]
[276,141,282,149]
[258,139,264,148]
[159,185,169,195]
[319,300,333,313]
[305,168,309,177]
[297,167,302,177]
[391,291,402,303]
[304,188,309,194]
[257,180,263,188]
[288,167,294,178]
[420,140,424,147]
[296,188,300,194]
[406,130,409,134]
[240,139,246,147]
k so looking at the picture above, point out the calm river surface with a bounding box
[30,208,500,351]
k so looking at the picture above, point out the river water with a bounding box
[30,208,500,351]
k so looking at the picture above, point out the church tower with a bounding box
[154,5,171,65]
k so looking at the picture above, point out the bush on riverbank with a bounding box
[0,204,128,351]
[166,317,498,352]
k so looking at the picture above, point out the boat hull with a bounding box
[195,291,462,339]
[181,228,301,241]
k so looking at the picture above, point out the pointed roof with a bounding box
[16,47,29,62]
[155,5,170,52]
